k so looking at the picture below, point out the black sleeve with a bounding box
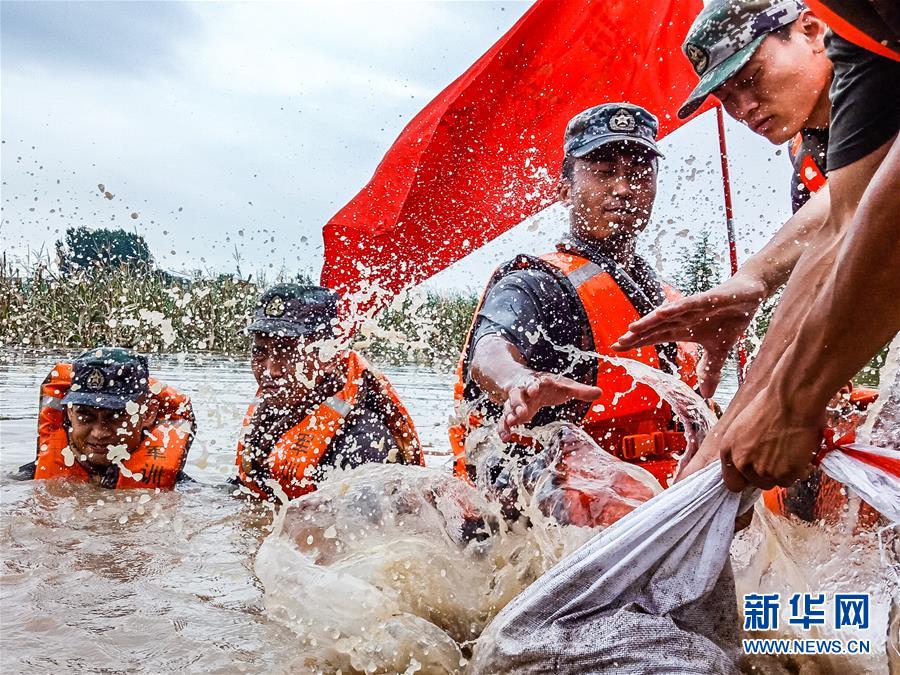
[825,31,900,170]
[322,408,398,471]
[469,268,582,369]
[13,461,37,481]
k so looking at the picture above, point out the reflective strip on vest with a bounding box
[565,261,604,288]
[322,396,352,417]
[42,395,64,411]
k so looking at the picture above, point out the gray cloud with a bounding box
[1,1,791,289]
[1,1,202,74]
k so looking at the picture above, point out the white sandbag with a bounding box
[469,462,758,674]
[470,433,900,675]
[819,443,900,522]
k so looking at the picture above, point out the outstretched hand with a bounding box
[612,274,767,397]
[499,373,602,441]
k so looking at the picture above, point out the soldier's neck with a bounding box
[806,74,833,130]
[569,229,638,270]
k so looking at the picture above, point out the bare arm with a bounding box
[470,334,539,404]
[682,136,899,489]
[766,137,900,424]
[470,334,601,440]
[713,138,893,415]
[613,187,831,396]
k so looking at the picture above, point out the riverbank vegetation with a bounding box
[0,249,477,367]
[1,226,887,382]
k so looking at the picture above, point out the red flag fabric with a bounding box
[322,0,710,317]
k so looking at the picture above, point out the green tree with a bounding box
[56,226,153,273]
[673,228,722,295]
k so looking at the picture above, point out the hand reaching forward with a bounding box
[499,373,602,441]
[612,273,768,398]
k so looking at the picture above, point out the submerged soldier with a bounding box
[235,284,423,501]
[19,347,195,489]
[450,103,702,518]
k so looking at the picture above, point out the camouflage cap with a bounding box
[247,284,339,338]
[678,0,804,119]
[564,102,663,159]
[61,347,150,410]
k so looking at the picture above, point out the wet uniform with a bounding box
[238,284,423,500]
[241,370,401,484]
[824,30,900,170]
[465,236,678,430]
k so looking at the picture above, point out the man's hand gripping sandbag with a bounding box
[470,439,900,674]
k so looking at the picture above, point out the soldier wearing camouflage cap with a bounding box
[21,347,196,490]
[678,0,807,119]
[614,0,900,506]
[449,102,704,503]
[679,0,835,213]
[235,284,423,501]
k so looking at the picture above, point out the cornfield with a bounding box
[0,253,478,368]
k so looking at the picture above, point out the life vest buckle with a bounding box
[621,432,665,460]
[621,430,688,460]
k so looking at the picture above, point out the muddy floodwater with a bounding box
[0,350,462,673]
[9,349,896,675]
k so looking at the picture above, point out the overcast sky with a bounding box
[1,1,794,291]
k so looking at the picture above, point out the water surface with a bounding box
[1,350,456,673]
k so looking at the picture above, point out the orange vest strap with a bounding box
[236,351,421,500]
[799,155,828,194]
[35,363,193,490]
[450,251,700,487]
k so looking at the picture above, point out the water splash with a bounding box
[254,357,712,673]
[731,344,900,675]
[254,463,597,673]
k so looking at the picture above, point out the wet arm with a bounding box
[737,185,830,297]
[764,137,900,420]
[721,138,893,412]
[467,270,558,405]
[470,334,536,405]
[681,137,899,487]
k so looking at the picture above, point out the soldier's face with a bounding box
[715,16,831,145]
[66,403,149,467]
[560,147,657,241]
[251,334,325,403]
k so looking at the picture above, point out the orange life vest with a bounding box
[235,350,423,501]
[35,362,195,490]
[450,251,700,488]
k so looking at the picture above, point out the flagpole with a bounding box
[715,104,747,384]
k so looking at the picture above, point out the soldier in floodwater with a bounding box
[19,347,196,490]
[234,284,423,501]
[449,103,704,518]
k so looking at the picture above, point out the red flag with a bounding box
[322,0,710,317]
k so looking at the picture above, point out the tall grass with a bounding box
[1,253,888,384]
[359,291,478,369]
[0,253,478,368]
